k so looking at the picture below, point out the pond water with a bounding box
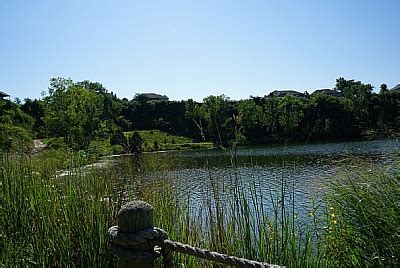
[110,139,399,221]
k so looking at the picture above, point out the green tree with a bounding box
[201,95,233,145]
[76,80,122,133]
[185,99,207,141]
[236,99,265,142]
[368,90,400,135]
[380,83,388,94]
[0,99,34,129]
[335,77,373,123]
[48,77,73,95]
[0,124,33,152]
[307,94,356,139]
[21,98,46,137]
[111,131,143,154]
[277,96,306,135]
[263,97,280,134]
[0,99,34,152]
[44,82,104,149]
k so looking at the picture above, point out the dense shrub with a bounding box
[0,124,32,152]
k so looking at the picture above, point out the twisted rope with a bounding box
[108,226,173,266]
[108,226,284,268]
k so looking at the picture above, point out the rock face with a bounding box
[32,139,47,153]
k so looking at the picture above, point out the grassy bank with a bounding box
[42,130,214,156]
[1,150,399,267]
[127,130,214,151]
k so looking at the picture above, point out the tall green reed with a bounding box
[2,146,397,267]
[0,152,119,267]
[135,148,324,267]
[323,166,400,266]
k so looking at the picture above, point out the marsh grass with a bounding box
[323,167,400,266]
[0,152,120,267]
[1,148,398,267]
[134,149,324,267]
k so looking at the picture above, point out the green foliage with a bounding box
[0,124,33,152]
[128,130,211,151]
[185,99,207,140]
[0,99,35,152]
[182,84,398,144]
[42,137,68,150]
[263,96,280,133]
[325,170,400,266]
[335,77,373,122]
[137,130,191,145]
[380,83,388,94]
[5,76,399,154]
[307,94,355,139]
[153,140,159,150]
[236,99,266,142]
[136,153,324,267]
[87,139,113,158]
[0,99,34,129]
[76,80,123,133]
[367,91,400,137]
[44,81,104,149]
[111,131,144,154]
[202,95,234,145]
[21,98,46,137]
[130,132,144,153]
[0,153,118,267]
[185,95,235,145]
[1,145,398,267]
[277,96,306,135]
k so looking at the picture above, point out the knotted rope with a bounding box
[108,226,284,268]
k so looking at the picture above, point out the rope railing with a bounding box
[108,201,284,268]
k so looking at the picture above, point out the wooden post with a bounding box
[118,201,154,268]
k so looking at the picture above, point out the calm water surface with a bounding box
[114,139,399,219]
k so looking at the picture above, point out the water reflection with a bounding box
[114,139,399,222]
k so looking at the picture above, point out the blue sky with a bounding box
[0,0,399,101]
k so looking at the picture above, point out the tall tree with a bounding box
[277,96,306,136]
[380,84,388,94]
[202,95,233,145]
[263,97,280,135]
[335,77,373,123]
[44,81,104,149]
[236,99,265,142]
[185,99,207,141]
[21,98,45,137]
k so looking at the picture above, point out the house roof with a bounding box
[0,90,10,97]
[390,84,400,91]
[137,93,169,101]
[270,90,305,97]
[311,88,342,96]
[313,88,333,93]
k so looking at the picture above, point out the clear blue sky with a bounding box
[1,0,399,101]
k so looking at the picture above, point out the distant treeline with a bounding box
[1,77,399,151]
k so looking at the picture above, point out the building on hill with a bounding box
[390,84,400,92]
[311,88,342,97]
[269,90,305,98]
[0,90,10,99]
[135,93,169,102]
